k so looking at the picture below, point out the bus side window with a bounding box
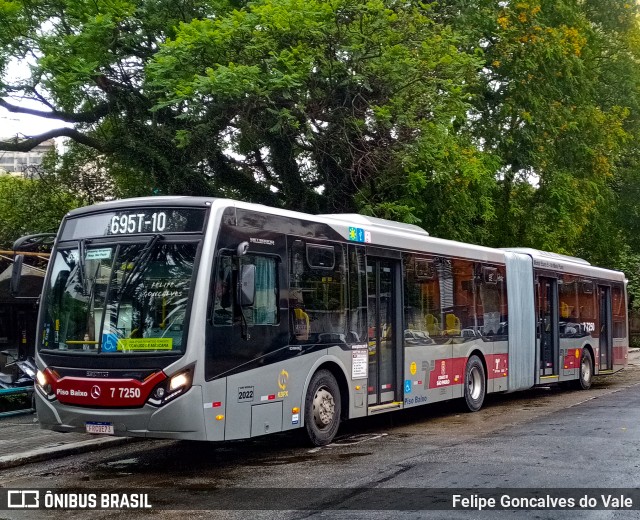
[243,255,278,326]
[289,240,347,344]
[213,254,279,327]
[213,255,234,326]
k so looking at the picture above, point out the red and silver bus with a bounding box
[15,197,628,446]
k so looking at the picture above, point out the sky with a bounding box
[0,108,67,139]
[0,58,70,139]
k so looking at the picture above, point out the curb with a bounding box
[0,436,132,470]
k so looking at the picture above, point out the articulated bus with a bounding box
[17,197,628,446]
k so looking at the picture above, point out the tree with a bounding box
[3,0,640,282]
[0,175,80,248]
[0,0,483,215]
[436,0,640,261]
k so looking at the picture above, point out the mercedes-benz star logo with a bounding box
[91,385,101,399]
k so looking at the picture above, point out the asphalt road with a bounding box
[2,354,640,519]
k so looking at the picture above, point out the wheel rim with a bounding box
[468,366,482,401]
[312,386,335,430]
[582,356,591,382]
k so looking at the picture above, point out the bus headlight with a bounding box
[36,369,47,387]
[148,366,194,407]
[169,371,191,392]
[36,369,56,399]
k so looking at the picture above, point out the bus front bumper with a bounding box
[35,385,206,441]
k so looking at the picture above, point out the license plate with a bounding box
[85,422,114,435]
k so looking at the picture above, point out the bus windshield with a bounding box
[40,240,198,354]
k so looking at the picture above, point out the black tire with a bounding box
[304,369,341,446]
[575,349,593,390]
[464,355,486,412]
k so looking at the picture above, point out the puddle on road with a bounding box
[330,433,387,446]
[254,451,371,466]
[104,457,140,468]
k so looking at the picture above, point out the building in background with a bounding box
[0,139,55,176]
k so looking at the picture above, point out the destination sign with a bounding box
[61,208,207,240]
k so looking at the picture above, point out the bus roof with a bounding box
[63,197,625,279]
[65,196,216,217]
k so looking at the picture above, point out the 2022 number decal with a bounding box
[237,386,255,402]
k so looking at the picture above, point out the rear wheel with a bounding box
[464,355,486,412]
[304,370,341,446]
[575,349,593,390]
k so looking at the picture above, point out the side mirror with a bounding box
[237,241,249,257]
[10,254,24,296]
[238,264,255,307]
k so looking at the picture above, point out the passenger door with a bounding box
[367,256,401,406]
[538,277,559,377]
[598,285,613,371]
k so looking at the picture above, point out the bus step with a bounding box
[368,402,403,414]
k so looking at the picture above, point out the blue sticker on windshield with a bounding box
[102,334,118,352]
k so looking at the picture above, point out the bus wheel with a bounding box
[575,349,593,390]
[464,355,486,412]
[304,369,341,446]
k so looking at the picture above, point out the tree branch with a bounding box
[0,128,111,153]
[0,99,112,124]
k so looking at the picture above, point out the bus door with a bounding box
[366,255,401,406]
[538,277,559,377]
[598,285,613,371]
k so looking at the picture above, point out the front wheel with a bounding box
[464,355,486,412]
[575,349,593,390]
[304,369,341,446]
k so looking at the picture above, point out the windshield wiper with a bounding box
[78,239,87,296]
[118,234,162,297]
[109,235,162,344]
[63,240,88,296]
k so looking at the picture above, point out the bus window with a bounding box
[103,243,196,351]
[612,284,627,339]
[474,263,507,338]
[450,259,473,336]
[213,255,234,326]
[348,246,367,344]
[213,254,278,327]
[403,253,439,344]
[577,280,596,322]
[247,256,278,326]
[289,240,347,344]
[42,242,197,353]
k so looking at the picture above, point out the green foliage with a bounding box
[0,174,80,248]
[146,0,483,212]
[1,0,640,305]
[433,0,640,268]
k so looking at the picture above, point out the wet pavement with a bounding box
[0,412,129,469]
[0,349,638,472]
